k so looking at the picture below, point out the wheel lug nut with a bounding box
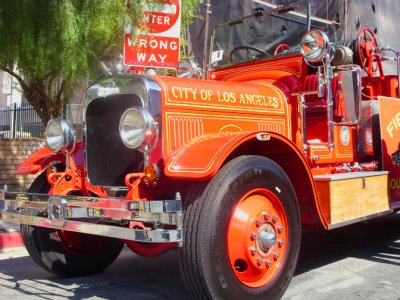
[273,253,280,260]
[250,232,257,241]
[262,211,270,220]
[256,219,263,227]
[277,225,283,233]
[266,259,272,267]
[278,239,284,247]
[272,215,278,223]
[257,258,263,266]
[249,247,257,256]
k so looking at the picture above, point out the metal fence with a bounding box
[0,103,44,139]
[0,103,84,140]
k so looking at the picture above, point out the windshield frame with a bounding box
[208,0,311,70]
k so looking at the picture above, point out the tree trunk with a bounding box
[24,80,65,126]
[1,67,66,126]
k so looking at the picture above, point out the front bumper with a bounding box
[0,190,182,243]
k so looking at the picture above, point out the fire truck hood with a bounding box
[152,76,288,115]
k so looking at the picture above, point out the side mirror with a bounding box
[337,66,362,124]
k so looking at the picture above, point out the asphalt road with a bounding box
[1,213,400,299]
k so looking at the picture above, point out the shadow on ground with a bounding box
[296,213,400,274]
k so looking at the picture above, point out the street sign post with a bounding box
[124,0,181,69]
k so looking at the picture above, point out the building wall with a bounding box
[0,71,24,108]
[0,140,45,191]
[0,71,6,107]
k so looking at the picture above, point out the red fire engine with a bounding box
[1,1,400,299]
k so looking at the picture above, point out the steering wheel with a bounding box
[229,46,270,63]
[274,44,290,55]
[357,27,384,77]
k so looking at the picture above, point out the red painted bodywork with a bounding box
[17,30,400,231]
[378,97,400,201]
[17,142,107,197]
[148,47,399,228]
[17,142,85,175]
[162,131,293,179]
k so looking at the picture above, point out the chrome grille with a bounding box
[86,94,144,187]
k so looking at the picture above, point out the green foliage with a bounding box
[182,0,203,30]
[0,0,126,81]
[0,0,202,125]
[0,0,128,124]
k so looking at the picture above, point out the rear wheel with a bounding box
[125,241,176,256]
[21,172,124,277]
[179,156,300,299]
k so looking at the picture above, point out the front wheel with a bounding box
[21,172,124,277]
[179,156,300,299]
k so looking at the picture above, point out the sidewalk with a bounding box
[0,220,24,251]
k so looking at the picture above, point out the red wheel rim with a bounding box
[125,241,176,257]
[227,188,288,288]
[50,188,109,255]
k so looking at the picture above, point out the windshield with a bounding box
[210,0,313,68]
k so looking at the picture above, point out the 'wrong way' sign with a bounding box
[124,0,181,69]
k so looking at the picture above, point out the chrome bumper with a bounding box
[0,190,182,243]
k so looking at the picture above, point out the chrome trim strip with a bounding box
[314,171,389,181]
[291,89,319,152]
[327,210,393,230]
[0,190,182,227]
[0,211,181,242]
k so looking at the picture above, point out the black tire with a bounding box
[21,172,124,277]
[179,155,300,300]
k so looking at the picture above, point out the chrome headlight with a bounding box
[46,118,75,152]
[301,30,330,62]
[176,59,202,79]
[119,108,157,150]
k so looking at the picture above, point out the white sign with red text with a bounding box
[124,0,181,69]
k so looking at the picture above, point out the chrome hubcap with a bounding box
[257,223,277,253]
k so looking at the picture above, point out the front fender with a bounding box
[163,131,291,179]
[163,131,327,229]
[17,142,85,175]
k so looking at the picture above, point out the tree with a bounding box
[0,0,201,125]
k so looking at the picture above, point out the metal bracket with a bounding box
[48,196,67,228]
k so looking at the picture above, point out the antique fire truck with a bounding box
[1,0,400,299]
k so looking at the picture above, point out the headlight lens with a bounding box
[119,108,157,150]
[176,59,202,79]
[46,118,75,152]
[301,30,329,62]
